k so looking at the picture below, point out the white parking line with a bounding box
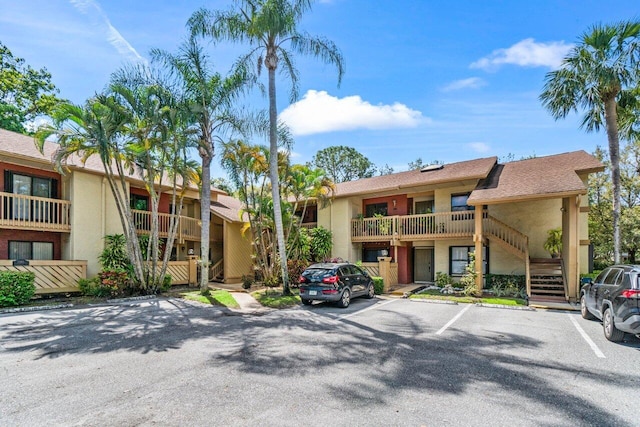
[436,304,472,335]
[338,299,398,320]
[568,314,606,358]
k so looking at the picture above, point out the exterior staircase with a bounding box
[482,217,567,302]
[208,259,224,282]
[529,258,566,302]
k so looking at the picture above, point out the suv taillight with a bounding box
[299,275,308,284]
[322,275,339,284]
[621,289,640,298]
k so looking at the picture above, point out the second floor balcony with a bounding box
[0,191,71,232]
[132,209,202,242]
[351,211,528,256]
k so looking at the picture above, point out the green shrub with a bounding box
[241,274,254,290]
[0,271,36,307]
[310,227,332,262]
[460,253,480,297]
[486,274,526,298]
[98,269,130,297]
[435,272,453,287]
[287,259,309,288]
[78,276,118,298]
[372,276,384,295]
[160,274,172,292]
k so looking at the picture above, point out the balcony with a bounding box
[0,191,71,232]
[132,209,202,242]
[351,211,528,259]
[352,211,478,242]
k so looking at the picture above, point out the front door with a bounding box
[414,248,434,282]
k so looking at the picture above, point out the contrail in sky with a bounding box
[69,0,147,64]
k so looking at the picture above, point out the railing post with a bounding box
[188,255,198,286]
[378,256,392,292]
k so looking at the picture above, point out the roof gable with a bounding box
[468,150,604,205]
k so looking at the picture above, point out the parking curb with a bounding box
[0,303,74,314]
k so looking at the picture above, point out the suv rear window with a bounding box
[302,268,334,282]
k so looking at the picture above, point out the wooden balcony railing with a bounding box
[0,191,71,232]
[352,211,477,242]
[132,210,201,241]
[351,211,528,256]
[482,215,528,259]
[300,222,318,230]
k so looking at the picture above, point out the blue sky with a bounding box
[2,1,639,177]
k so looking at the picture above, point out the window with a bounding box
[363,247,390,262]
[130,194,149,211]
[4,171,57,221]
[415,200,433,214]
[365,202,388,217]
[451,193,474,212]
[9,241,53,260]
[449,246,488,276]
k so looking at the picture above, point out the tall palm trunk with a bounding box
[200,149,212,292]
[267,63,290,295]
[604,96,621,263]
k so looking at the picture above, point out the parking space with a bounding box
[2,297,639,426]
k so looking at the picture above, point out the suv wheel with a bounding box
[603,307,625,342]
[580,294,595,320]
[337,289,351,308]
[366,283,375,299]
[301,298,312,306]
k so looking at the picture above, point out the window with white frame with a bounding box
[449,246,488,276]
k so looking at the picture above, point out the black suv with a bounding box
[298,262,375,308]
[580,265,640,342]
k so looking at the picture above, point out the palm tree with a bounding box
[34,94,151,287]
[190,0,345,294]
[151,36,251,293]
[540,21,640,263]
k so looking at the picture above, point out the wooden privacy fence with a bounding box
[361,258,398,291]
[0,260,87,294]
[0,258,200,295]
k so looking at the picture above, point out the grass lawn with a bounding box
[252,288,301,309]
[180,290,240,309]
[410,289,526,306]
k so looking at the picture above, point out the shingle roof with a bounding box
[0,128,224,195]
[467,150,604,205]
[333,156,498,197]
[210,194,248,223]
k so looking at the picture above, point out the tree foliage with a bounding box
[589,143,640,266]
[190,0,345,294]
[540,20,640,263]
[36,67,196,294]
[0,41,63,133]
[222,140,334,283]
[311,145,376,183]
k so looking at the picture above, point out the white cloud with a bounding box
[442,77,486,92]
[279,90,425,136]
[69,0,146,64]
[468,142,491,153]
[470,38,573,71]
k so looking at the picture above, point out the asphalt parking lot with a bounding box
[1,297,638,426]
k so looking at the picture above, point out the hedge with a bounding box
[0,271,36,307]
[372,276,384,295]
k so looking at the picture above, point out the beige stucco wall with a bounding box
[434,185,476,213]
[318,198,360,262]
[69,171,124,277]
[223,221,253,283]
[488,198,562,259]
